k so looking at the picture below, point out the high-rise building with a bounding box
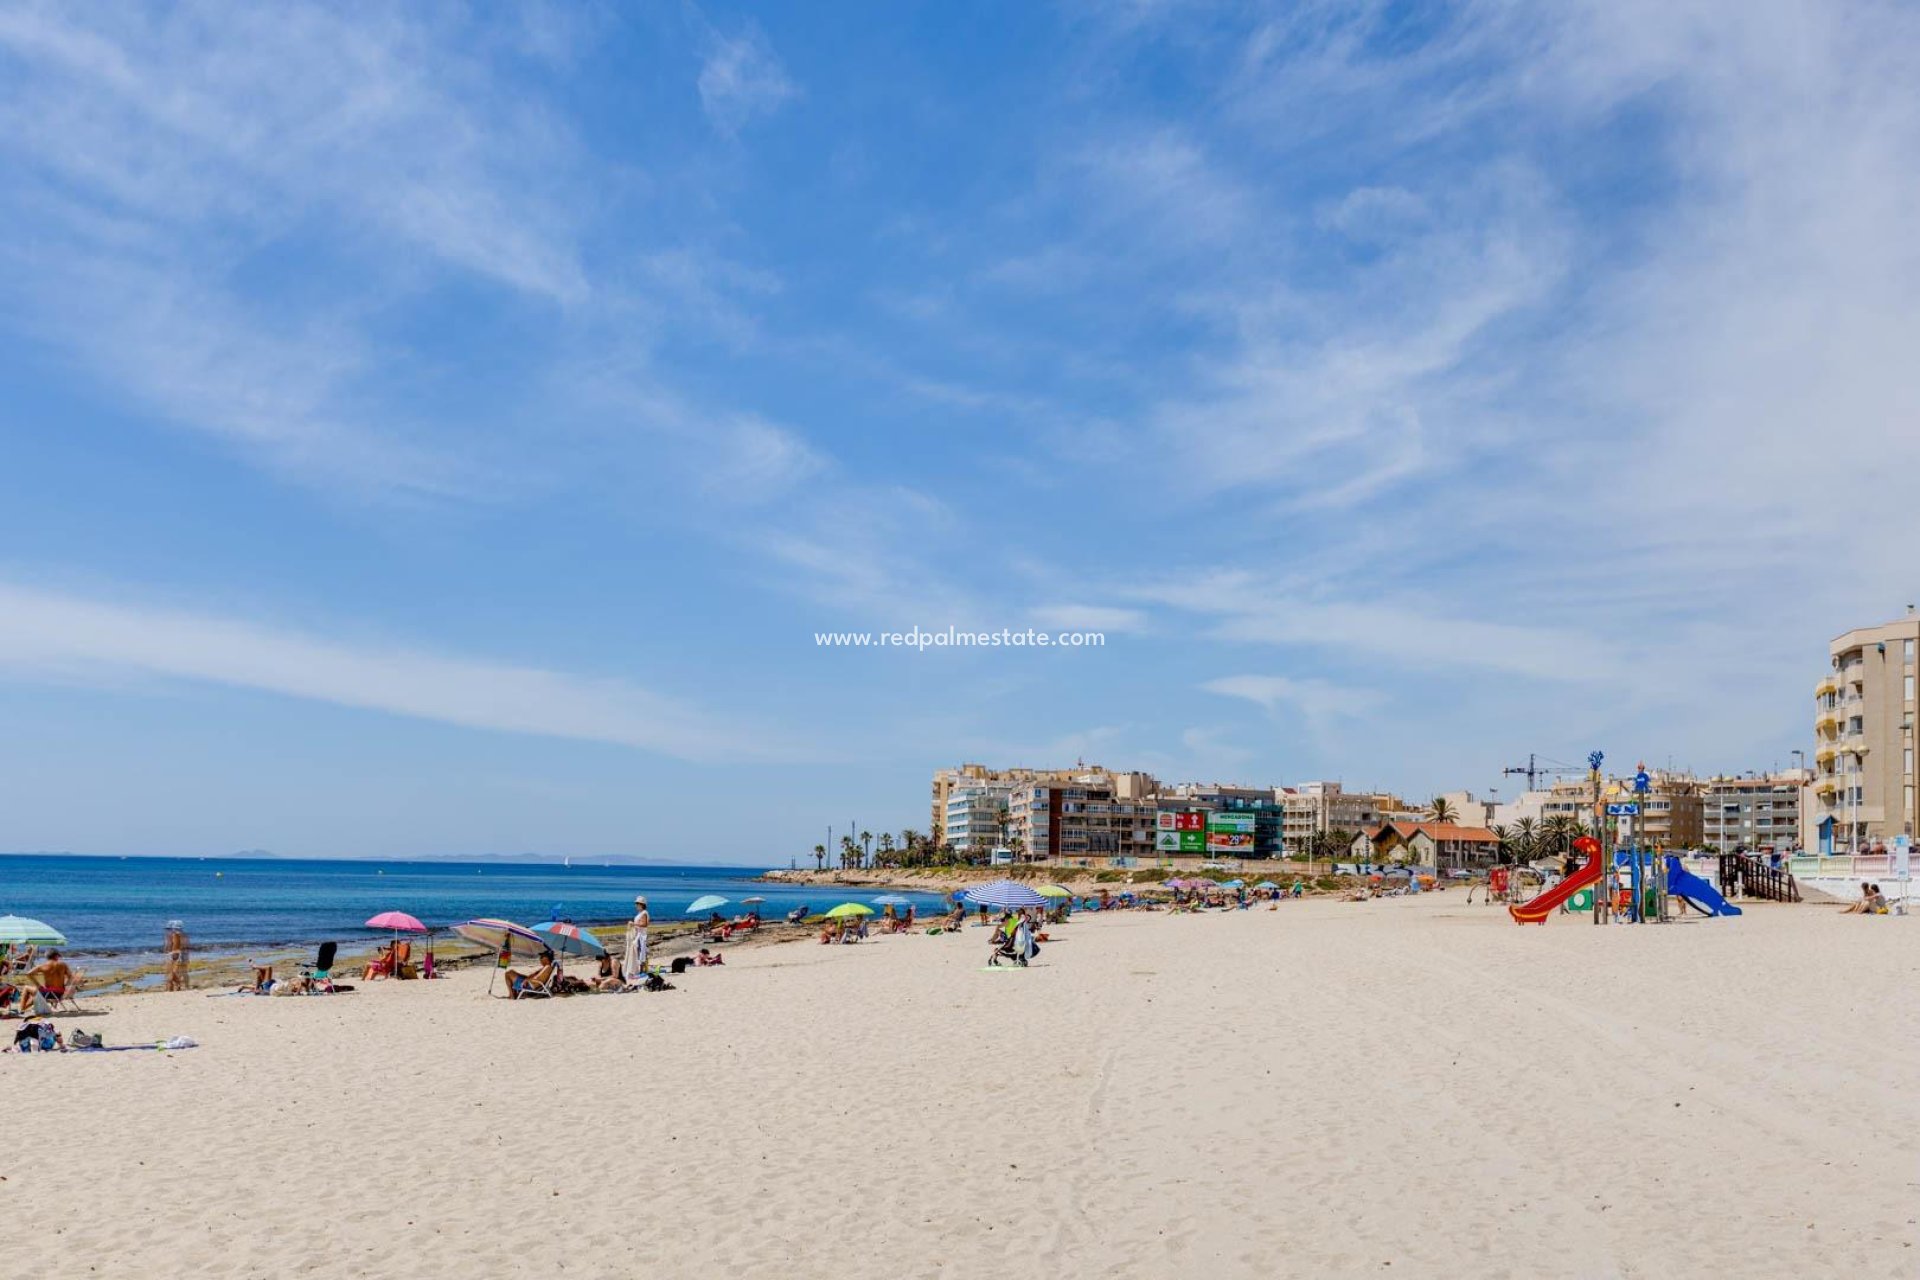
[1813,614,1920,851]
[1703,771,1808,854]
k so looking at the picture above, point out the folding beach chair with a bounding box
[302,941,339,993]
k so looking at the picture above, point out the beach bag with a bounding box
[70,1029,103,1049]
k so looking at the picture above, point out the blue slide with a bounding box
[1665,856,1742,917]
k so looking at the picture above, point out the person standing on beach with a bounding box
[163,923,190,992]
[623,896,651,983]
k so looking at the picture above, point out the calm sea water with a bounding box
[0,854,946,962]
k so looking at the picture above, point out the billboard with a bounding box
[1156,811,1207,832]
[1207,810,1255,854]
[1156,830,1208,852]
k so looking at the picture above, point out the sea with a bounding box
[0,854,948,969]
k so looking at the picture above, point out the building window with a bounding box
[1907,638,1916,664]
[1907,674,1916,702]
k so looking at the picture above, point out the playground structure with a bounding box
[1508,752,1744,926]
[1508,835,1604,924]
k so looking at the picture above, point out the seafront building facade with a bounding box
[1702,771,1808,855]
[1540,771,1704,849]
[1279,782,1394,855]
[1813,614,1920,851]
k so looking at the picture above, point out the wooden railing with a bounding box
[1718,853,1802,903]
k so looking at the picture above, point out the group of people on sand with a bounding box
[1841,882,1899,915]
[499,895,726,997]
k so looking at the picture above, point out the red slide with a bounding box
[1509,836,1603,925]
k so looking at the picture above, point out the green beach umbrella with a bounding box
[1034,884,1071,899]
[823,903,873,919]
[0,915,66,946]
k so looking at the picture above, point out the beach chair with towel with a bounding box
[302,942,338,993]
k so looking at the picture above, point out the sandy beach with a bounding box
[9,895,1916,1278]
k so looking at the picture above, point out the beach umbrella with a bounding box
[363,911,429,975]
[961,880,1047,910]
[823,903,873,919]
[1253,881,1279,891]
[0,915,65,946]
[1220,879,1245,889]
[741,896,767,906]
[1034,885,1071,899]
[534,920,606,959]
[451,918,551,994]
[687,894,730,915]
[364,911,427,933]
[871,894,913,906]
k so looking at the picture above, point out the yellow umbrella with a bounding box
[1034,884,1072,898]
[823,903,874,919]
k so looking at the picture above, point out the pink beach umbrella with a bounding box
[364,911,430,979]
[365,911,427,933]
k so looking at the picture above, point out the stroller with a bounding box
[989,921,1038,968]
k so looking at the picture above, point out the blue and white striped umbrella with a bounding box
[961,880,1047,910]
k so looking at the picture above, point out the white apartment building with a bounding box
[1813,614,1920,851]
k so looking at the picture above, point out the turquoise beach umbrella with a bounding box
[0,915,65,946]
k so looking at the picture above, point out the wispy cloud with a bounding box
[0,4,589,496]
[698,24,798,135]
[1201,674,1385,730]
[0,581,797,763]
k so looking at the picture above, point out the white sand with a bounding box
[10,896,1917,1278]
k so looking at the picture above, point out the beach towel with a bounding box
[623,925,647,981]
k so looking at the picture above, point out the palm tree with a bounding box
[899,829,922,867]
[875,833,896,866]
[812,843,827,872]
[839,834,860,869]
[1541,815,1578,857]
[1490,823,1512,860]
[1428,795,1459,826]
[860,830,873,867]
[1514,816,1539,861]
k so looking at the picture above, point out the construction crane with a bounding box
[1501,753,1584,793]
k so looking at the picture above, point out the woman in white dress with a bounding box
[623,896,650,984]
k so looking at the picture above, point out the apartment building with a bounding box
[1703,771,1808,854]
[941,782,1013,854]
[1005,778,1161,863]
[930,763,1157,846]
[1280,782,1391,855]
[1813,614,1920,851]
[1540,772,1704,849]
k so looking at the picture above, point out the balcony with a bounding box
[1816,676,1838,697]
[1814,744,1837,764]
[1815,712,1839,735]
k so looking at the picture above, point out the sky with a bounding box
[1,0,1917,860]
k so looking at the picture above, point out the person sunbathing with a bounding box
[20,951,74,1006]
[590,954,625,992]
[817,923,835,944]
[503,952,556,999]
[242,964,275,994]
[363,943,398,981]
[1839,881,1872,914]
[696,948,724,966]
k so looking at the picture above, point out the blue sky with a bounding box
[2,1,1916,859]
